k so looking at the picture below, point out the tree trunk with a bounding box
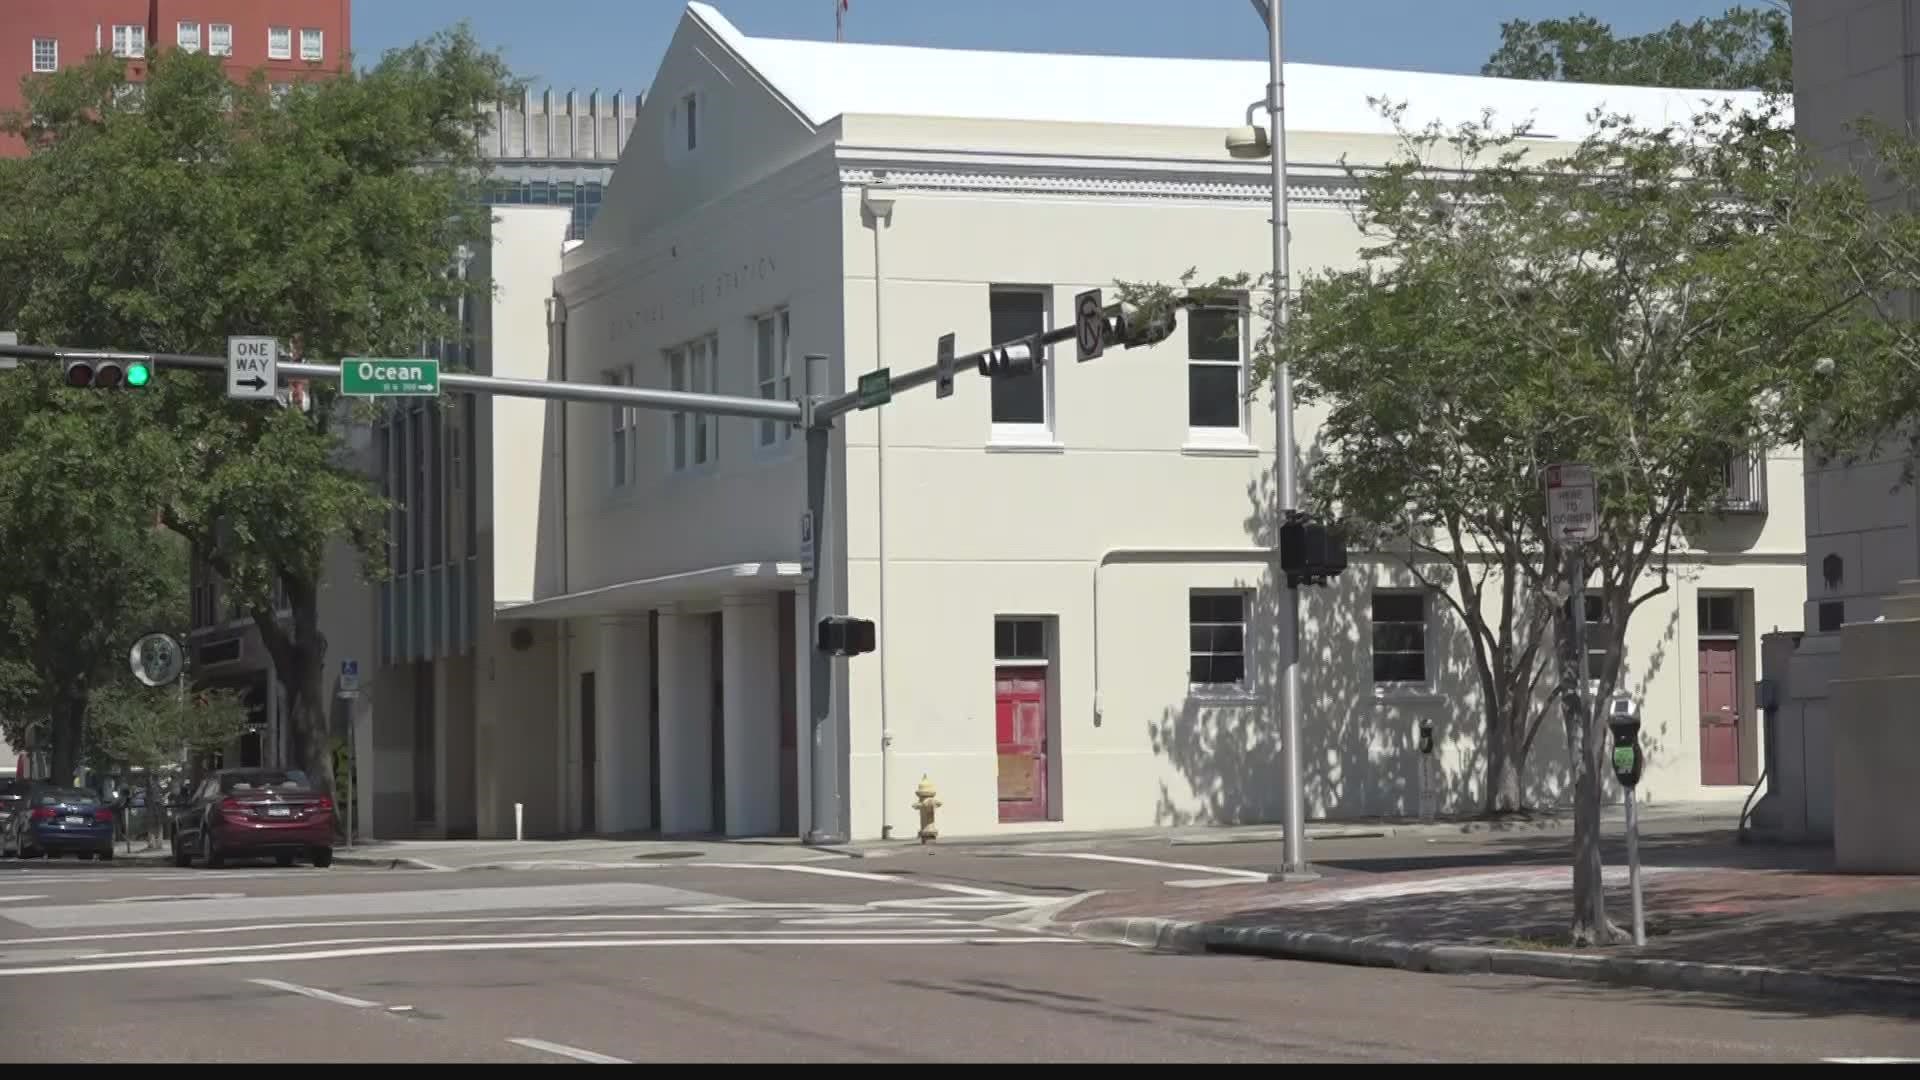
[284,587,333,800]
[1485,706,1526,815]
[1559,555,1623,947]
[143,772,160,848]
[49,691,84,785]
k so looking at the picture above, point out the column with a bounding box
[656,606,714,834]
[722,594,780,837]
[596,616,653,833]
[792,584,813,839]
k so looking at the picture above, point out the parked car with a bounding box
[0,778,27,857]
[7,783,115,861]
[171,769,334,868]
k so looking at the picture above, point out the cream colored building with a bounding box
[459,2,1805,843]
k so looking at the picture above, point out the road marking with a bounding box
[699,861,1018,898]
[96,893,244,903]
[1021,852,1271,880]
[0,935,1085,976]
[1168,878,1267,889]
[0,896,48,903]
[249,977,382,1009]
[0,912,794,948]
[1823,1059,1920,1065]
[509,1037,630,1064]
[16,927,986,963]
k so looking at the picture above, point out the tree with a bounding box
[0,364,185,783]
[1483,6,1792,94]
[1124,95,1902,944]
[0,33,517,801]
[87,682,250,845]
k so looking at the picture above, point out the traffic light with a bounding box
[817,616,877,658]
[63,356,152,389]
[1280,514,1348,589]
[978,338,1040,378]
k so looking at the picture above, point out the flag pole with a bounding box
[836,0,846,42]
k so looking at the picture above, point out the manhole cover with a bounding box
[633,851,703,861]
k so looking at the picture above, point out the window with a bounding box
[988,287,1051,438]
[1189,591,1249,690]
[1371,592,1429,684]
[995,618,1048,663]
[1188,301,1246,435]
[177,22,200,53]
[666,336,719,471]
[300,28,324,62]
[682,93,698,151]
[268,27,292,60]
[606,367,636,487]
[755,309,792,446]
[209,24,232,56]
[111,25,145,58]
[31,38,56,73]
[270,83,292,106]
[1583,595,1612,682]
[1698,594,1740,637]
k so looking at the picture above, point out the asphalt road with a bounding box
[3,848,1916,1063]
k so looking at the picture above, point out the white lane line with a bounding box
[0,912,776,948]
[1020,852,1271,880]
[508,1037,631,1065]
[17,927,984,963]
[0,935,1085,976]
[1168,877,1267,889]
[699,861,1017,898]
[0,896,48,903]
[1823,1059,1920,1065]
[249,977,383,1009]
[96,893,244,904]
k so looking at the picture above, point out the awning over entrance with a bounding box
[496,561,805,622]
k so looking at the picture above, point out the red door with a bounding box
[995,668,1048,822]
[1698,641,1742,786]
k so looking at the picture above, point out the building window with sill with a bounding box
[177,22,200,53]
[606,366,636,488]
[1189,590,1249,691]
[209,24,232,56]
[1371,592,1429,685]
[989,286,1052,442]
[756,309,792,447]
[268,27,292,61]
[31,38,56,73]
[667,335,719,471]
[300,29,324,63]
[111,24,145,59]
[1188,300,1247,438]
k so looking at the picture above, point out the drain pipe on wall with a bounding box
[863,178,897,839]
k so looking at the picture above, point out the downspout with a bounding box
[1090,548,1277,727]
[547,293,573,834]
[862,179,897,839]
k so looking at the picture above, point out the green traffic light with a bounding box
[125,362,151,388]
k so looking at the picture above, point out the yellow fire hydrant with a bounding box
[912,775,941,844]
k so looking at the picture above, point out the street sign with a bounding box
[1075,288,1106,363]
[338,658,360,699]
[129,632,183,688]
[1546,463,1599,544]
[799,511,815,578]
[935,333,956,399]
[227,336,278,401]
[857,368,891,410]
[343,357,440,398]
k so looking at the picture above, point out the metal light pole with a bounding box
[1252,0,1310,879]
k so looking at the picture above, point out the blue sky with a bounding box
[352,1,1761,96]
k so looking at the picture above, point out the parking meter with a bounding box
[1607,693,1644,789]
[1418,719,1434,755]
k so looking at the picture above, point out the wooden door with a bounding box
[1698,641,1742,786]
[995,668,1049,822]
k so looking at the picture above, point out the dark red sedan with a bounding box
[170,769,335,868]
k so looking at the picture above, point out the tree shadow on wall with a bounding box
[1146,469,1712,825]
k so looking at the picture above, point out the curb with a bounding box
[1061,915,1920,1012]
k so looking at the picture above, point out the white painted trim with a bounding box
[508,1038,630,1065]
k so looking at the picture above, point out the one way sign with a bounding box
[227,336,278,401]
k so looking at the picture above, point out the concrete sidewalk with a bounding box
[1051,839,1920,1015]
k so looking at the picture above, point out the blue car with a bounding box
[12,785,115,861]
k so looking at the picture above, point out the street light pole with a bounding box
[1255,0,1311,879]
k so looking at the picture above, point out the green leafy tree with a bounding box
[1483,6,1792,93]
[0,32,516,800]
[0,365,185,783]
[1124,95,1903,943]
[87,682,250,845]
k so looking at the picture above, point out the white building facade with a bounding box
[488,3,1807,843]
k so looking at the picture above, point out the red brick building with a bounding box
[1,0,351,156]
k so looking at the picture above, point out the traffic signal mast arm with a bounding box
[0,343,799,423]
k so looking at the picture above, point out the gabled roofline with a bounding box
[685,1,820,134]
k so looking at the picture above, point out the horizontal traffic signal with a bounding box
[63,357,152,389]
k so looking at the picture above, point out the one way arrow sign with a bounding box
[227,336,278,401]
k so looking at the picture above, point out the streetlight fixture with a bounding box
[1242,0,1312,880]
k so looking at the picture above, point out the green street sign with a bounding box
[343,357,440,397]
[857,368,892,410]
